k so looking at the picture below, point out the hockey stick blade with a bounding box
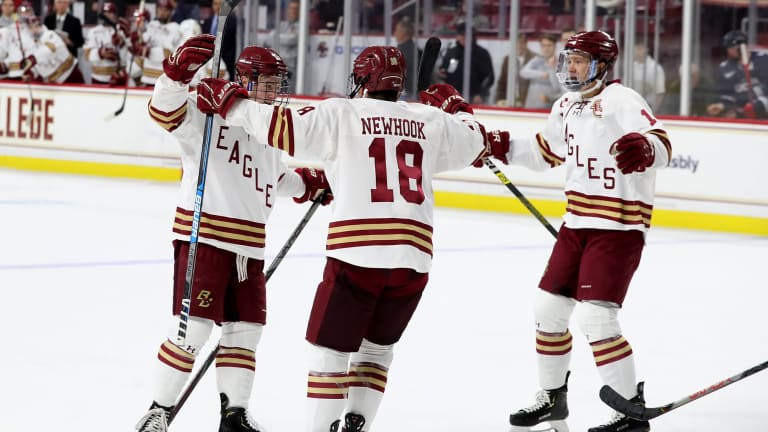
[417,37,441,92]
[600,359,768,421]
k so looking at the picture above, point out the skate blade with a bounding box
[510,420,569,432]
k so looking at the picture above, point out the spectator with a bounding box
[0,0,16,28]
[43,0,84,58]
[706,30,768,119]
[495,33,536,106]
[557,27,577,51]
[264,0,299,92]
[83,1,127,85]
[172,0,200,23]
[630,39,665,111]
[437,21,494,104]
[519,33,561,109]
[201,0,235,78]
[394,16,421,99]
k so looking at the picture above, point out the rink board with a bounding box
[1,81,767,236]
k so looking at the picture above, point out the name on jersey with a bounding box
[215,126,276,207]
[361,116,426,139]
[0,95,54,141]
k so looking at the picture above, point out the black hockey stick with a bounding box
[14,18,35,128]
[417,37,442,92]
[167,191,328,424]
[176,0,241,347]
[105,0,145,120]
[484,158,558,238]
[599,359,768,421]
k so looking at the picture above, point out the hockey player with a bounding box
[135,34,332,432]
[129,0,182,86]
[482,31,671,432]
[706,30,768,119]
[83,2,126,85]
[195,46,488,432]
[0,2,35,80]
[18,14,83,83]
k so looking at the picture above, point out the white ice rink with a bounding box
[1,169,767,432]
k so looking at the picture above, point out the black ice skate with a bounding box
[329,412,366,432]
[509,372,570,432]
[135,401,172,432]
[219,393,264,432]
[588,382,651,432]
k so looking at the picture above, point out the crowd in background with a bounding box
[1,0,766,119]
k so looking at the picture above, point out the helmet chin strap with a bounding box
[578,65,609,97]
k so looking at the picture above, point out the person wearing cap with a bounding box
[706,30,768,119]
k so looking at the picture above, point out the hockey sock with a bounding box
[217,322,262,408]
[536,330,573,389]
[344,339,393,425]
[153,339,197,407]
[591,335,638,399]
[306,343,350,432]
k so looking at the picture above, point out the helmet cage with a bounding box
[556,49,602,91]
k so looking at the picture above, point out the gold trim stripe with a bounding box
[47,55,75,83]
[536,133,564,167]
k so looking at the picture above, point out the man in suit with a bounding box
[43,0,84,58]
[200,0,235,79]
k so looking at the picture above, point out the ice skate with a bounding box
[509,372,570,432]
[329,412,366,432]
[135,402,172,432]
[219,393,266,432]
[588,383,650,432]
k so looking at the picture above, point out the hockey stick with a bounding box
[417,37,441,92]
[14,18,35,129]
[167,191,328,424]
[484,158,558,238]
[738,42,758,118]
[176,0,241,348]
[105,0,145,120]
[599,359,768,421]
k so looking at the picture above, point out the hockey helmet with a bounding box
[349,46,406,97]
[102,1,117,14]
[16,1,33,15]
[722,30,747,47]
[556,30,618,91]
[132,7,151,21]
[235,46,289,105]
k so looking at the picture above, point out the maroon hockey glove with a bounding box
[111,31,125,48]
[610,132,654,174]
[294,167,333,205]
[0,61,8,75]
[117,17,131,36]
[474,129,510,167]
[196,78,249,118]
[419,83,473,114]
[109,69,128,86]
[99,46,119,61]
[21,55,38,82]
[163,34,215,84]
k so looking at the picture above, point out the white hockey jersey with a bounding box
[148,74,307,259]
[225,98,487,272]
[136,20,181,86]
[1,22,35,79]
[507,82,672,233]
[83,23,124,83]
[29,28,78,83]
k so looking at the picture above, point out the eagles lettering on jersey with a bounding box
[226,97,487,272]
[513,82,671,233]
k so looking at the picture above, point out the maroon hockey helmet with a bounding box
[102,1,117,14]
[235,46,290,104]
[16,1,34,15]
[556,30,619,91]
[350,46,406,96]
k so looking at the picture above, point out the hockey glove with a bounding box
[474,129,511,167]
[163,34,215,84]
[99,46,120,61]
[21,55,39,82]
[196,78,249,118]
[294,168,333,205]
[111,31,125,48]
[419,83,473,114]
[109,69,128,86]
[0,61,8,75]
[610,132,654,174]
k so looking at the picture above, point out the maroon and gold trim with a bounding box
[536,330,573,356]
[591,335,633,367]
[215,346,256,371]
[307,371,348,399]
[173,207,266,248]
[157,339,195,373]
[47,55,75,83]
[348,362,388,393]
[149,102,187,132]
[566,190,653,228]
[268,106,295,156]
[326,218,433,255]
[91,65,118,75]
[143,67,164,79]
[535,133,565,168]
[647,129,672,164]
